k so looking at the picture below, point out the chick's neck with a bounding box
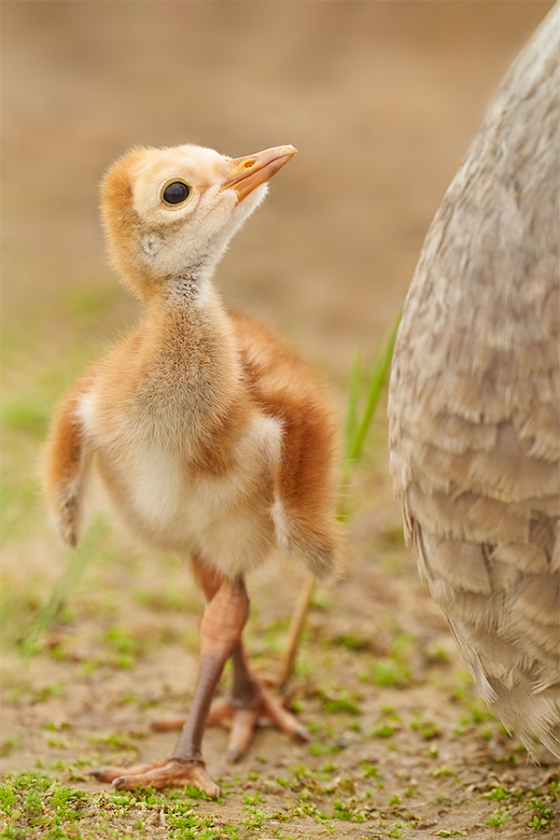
[135,265,243,423]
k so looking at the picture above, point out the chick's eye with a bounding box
[162,181,191,205]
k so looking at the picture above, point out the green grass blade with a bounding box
[343,354,362,463]
[21,527,100,658]
[347,312,400,465]
[337,309,401,525]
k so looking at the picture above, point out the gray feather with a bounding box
[388,3,560,758]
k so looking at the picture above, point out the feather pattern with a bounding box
[388,4,560,758]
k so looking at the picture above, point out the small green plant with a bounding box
[242,793,263,805]
[360,760,380,779]
[486,806,511,828]
[332,798,365,823]
[371,723,396,738]
[323,696,362,715]
[530,815,549,830]
[431,767,456,778]
[361,657,410,688]
[410,718,440,740]
[529,798,552,830]
[486,786,510,801]
[332,632,370,651]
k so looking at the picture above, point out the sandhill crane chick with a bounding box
[43,143,340,795]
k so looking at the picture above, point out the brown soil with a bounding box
[1,3,557,839]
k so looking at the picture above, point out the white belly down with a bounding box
[88,409,283,579]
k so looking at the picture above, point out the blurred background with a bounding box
[1,1,557,829]
[3,1,552,369]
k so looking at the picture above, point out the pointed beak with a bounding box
[221,145,297,202]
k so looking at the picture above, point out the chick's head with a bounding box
[100,143,296,299]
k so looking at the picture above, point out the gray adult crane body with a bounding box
[388,4,560,758]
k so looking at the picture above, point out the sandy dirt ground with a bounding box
[1,2,558,838]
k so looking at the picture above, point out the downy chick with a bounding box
[44,143,340,795]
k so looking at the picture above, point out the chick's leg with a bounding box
[155,558,309,761]
[206,639,310,762]
[91,576,249,796]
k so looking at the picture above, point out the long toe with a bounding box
[150,715,188,732]
[90,758,220,798]
[261,691,310,742]
[90,761,165,783]
[227,707,261,762]
[207,683,310,762]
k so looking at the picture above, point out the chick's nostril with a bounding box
[242,160,255,170]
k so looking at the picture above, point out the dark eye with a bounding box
[162,181,191,205]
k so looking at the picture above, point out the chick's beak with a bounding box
[221,145,297,202]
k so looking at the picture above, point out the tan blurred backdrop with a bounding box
[2,1,552,383]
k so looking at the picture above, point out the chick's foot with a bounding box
[206,683,310,762]
[90,757,220,797]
